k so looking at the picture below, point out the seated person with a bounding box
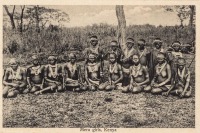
[34,55,63,95]
[167,41,183,82]
[85,53,102,91]
[163,58,192,98]
[122,54,150,93]
[144,52,171,94]
[26,55,45,94]
[3,58,27,98]
[63,53,86,92]
[99,53,123,91]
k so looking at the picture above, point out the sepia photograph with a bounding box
[2,5,195,128]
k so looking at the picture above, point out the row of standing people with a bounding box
[3,35,192,98]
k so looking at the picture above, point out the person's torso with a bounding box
[155,62,169,83]
[46,64,62,81]
[130,65,146,83]
[87,63,100,80]
[7,67,24,82]
[109,63,121,81]
[28,65,45,84]
[64,63,79,80]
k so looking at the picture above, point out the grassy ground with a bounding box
[3,54,195,128]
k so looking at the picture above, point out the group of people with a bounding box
[3,35,192,98]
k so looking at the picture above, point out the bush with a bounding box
[3,23,195,65]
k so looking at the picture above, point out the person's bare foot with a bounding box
[34,91,42,95]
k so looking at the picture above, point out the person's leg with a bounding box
[151,87,163,95]
[99,82,109,91]
[80,83,88,91]
[144,85,152,92]
[170,86,184,96]
[105,84,115,91]
[7,87,18,98]
[184,90,192,98]
[132,86,142,94]
[181,86,192,98]
[3,86,11,98]
[57,85,64,92]
[90,85,97,91]
[35,82,57,95]
[121,86,129,93]
[30,85,40,93]
[151,86,168,95]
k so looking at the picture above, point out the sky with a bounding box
[3,5,189,27]
[46,5,187,27]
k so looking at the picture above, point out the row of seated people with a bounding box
[3,51,192,98]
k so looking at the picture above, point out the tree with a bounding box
[164,5,195,27]
[14,5,25,32]
[25,6,70,31]
[189,5,195,28]
[116,5,126,51]
[3,5,16,29]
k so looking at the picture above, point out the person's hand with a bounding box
[54,81,60,85]
[150,82,155,87]
[34,91,42,95]
[40,84,43,89]
[100,72,104,77]
[153,83,160,88]
[28,84,32,89]
[180,91,186,98]
[12,83,19,88]
[162,91,169,96]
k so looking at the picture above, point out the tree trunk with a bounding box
[3,5,16,29]
[116,5,126,52]
[35,5,40,33]
[189,5,195,28]
[19,5,25,32]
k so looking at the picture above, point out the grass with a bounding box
[3,54,195,128]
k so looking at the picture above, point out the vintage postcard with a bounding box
[0,0,199,133]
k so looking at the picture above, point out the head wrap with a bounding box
[89,35,98,41]
[9,58,18,66]
[177,58,186,65]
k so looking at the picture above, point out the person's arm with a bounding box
[180,71,191,97]
[107,66,112,84]
[19,68,27,88]
[138,67,150,86]
[113,65,123,84]
[158,64,171,87]
[26,68,32,88]
[129,69,134,86]
[84,65,90,85]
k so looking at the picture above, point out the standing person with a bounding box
[163,58,192,98]
[106,40,122,63]
[120,37,137,87]
[34,55,63,95]
[122,54,150,93]
[144,52,171,94]
[137,39,151,66]
[85,53,102,91]
[83,35,104,80]
[63,53,85,92]
[84,35,104,62]
[149,38,166,80]
[26,55,45,94]
[99,53,123,91]
[3,58,27,98]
